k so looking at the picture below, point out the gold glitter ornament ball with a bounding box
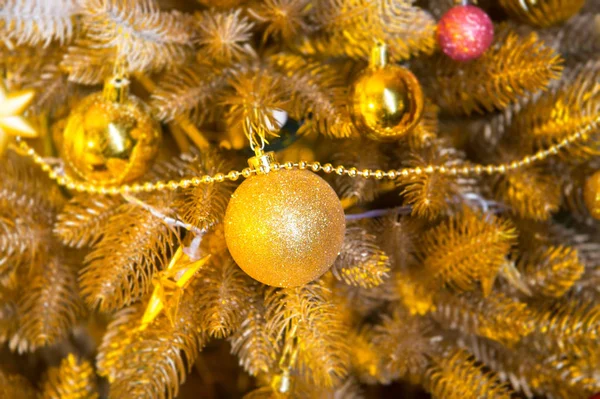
[351,44,423,141]
[224,168,346,287]
[584,170,600,220]
[61,77,161,185]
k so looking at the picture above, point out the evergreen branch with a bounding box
[331,225,390,288]
[194,9,256,65]
[398,142,465,220]
[432,290,535,345]
[0,0,80,47]
[269,53,359,138]
[265,282,350,387]
[499,0,585,28]
[466,335,598,399]
[518,246,584,298]
[81,0,193,72]
[97,296,208,399]
[532,297,600,354]
[425,27,563,115]
[492,167,561,221]
[54,195,123,248]
[150,65,229,123]
[194,257,256,339]
[79,199,177,312]
[426,348,513,399]
[419,209,517,294]
[170,151,235,231]
[248,0,315,43]
[331,139,385,204]
[305,0,436,60]
[371,308,435,380]
[508,62,600,161]
[228,289,278,376]
[41,354,99,399]
[12,256,83,353]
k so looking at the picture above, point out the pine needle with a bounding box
[80,0,193,72]
[419,209,517,294]
[228,289,278,376]
[426,348,513,399]
[265,282,350,387]
[432,290,535,345]
[79,199,177,312]
[0,0,80,47]
[97,296,208,399]
[194,257,256,338]
[499,0,585,28]
[331,225,390,288]
[41,354,99,399]
[424,26,563,115]
[54,195,123,248]
[194,9,256,65]
[518,246,584,298]
[12,256,83,353]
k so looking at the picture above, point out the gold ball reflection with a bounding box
[62,92,161,185]
[351,64,424,141]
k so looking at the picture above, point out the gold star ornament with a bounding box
[140,246,211,330]
[0,85,37,155]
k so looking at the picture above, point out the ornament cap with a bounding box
[369,41,389,69]
[248,151,277,174]
[103,76,130,104]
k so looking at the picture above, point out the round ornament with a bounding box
[61,77,162,185]
[224,164,346,287]
[351,44,424,141]
[583,171,600,220]
[437,5,494,62]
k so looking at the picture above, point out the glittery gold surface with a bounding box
[62,90,161,185]
[224,169,346,287]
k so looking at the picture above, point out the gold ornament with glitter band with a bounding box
[224,150,346,287]
[350,43,424,141]
[140,247,211,330]
[0,84,37,155]
[61,75,162,185]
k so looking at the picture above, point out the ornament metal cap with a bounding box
[248,150,277,174]
[102,75,130,104]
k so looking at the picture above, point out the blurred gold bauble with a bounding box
[61,77,162,185]
[498,0,585,28]
[224,164,346,287]
[584,171,600,220]
[351,43,423,141]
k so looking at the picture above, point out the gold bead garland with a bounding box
[11,116,599,195]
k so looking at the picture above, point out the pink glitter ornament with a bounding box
[437,5,494,62]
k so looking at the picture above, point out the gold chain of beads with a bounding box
[12,117,598,196]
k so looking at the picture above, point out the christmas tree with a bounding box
[0,0,599,398]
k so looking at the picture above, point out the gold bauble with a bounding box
[61,77,161,185]
[351,45,423,141]
[224,168,346,287]
[584,171,600,220]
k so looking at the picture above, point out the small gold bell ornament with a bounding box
[350,42,424,141]
[224,151,346,287]
[61,75,162,185]
[584,170,600,220]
